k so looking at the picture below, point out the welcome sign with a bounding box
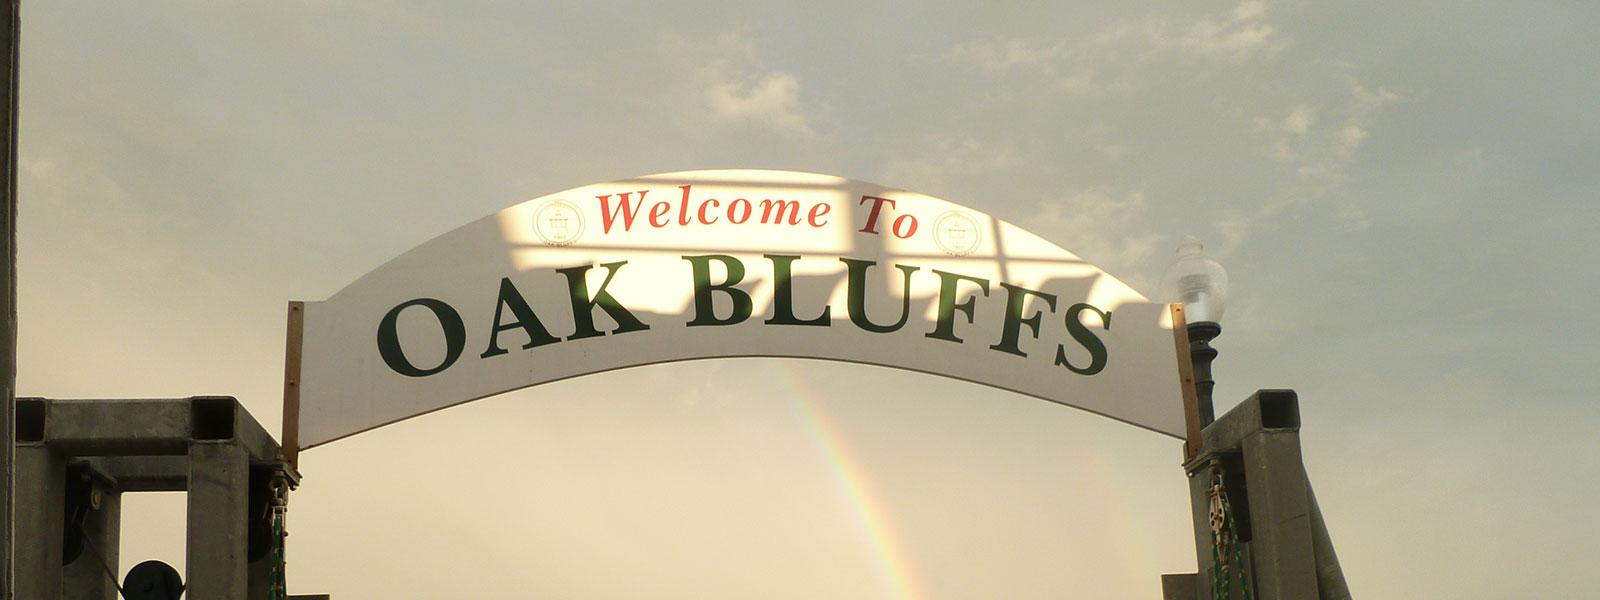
[287,170,1192,452]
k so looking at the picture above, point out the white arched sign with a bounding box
[284,170,1195,454]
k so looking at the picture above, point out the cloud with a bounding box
[1353,83,1419,108]
[626,30,822,138]
[943,1,1287,101]
[1092,0,1288,63]
[944,38,1102,97]
[1282,105,1317,135]
[1214,209,1254,257]
[1174,0,1287,60]
[1337,83,1425,157]
[1024,188,1165,292]
[19,155,56,180]
[878,136,1027,192]
[1334,124,1369,158]
[1238,81,1425,232]
[946,38,1066,73]
[930,1,1316,262]
[1253,104,1319,160]
[926,2,1434,269]
[707,71,814,136]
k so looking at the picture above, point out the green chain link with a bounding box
[1210,530,1225,600]
[268,479,289,600]
[269,510,287,600]
[1223,493,1252,600]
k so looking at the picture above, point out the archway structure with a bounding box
[284,170,1196,457]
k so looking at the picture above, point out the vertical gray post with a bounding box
[63,488,119,600]
[248,485,272,600]
[15,444,65,600]
[1240,430,1317,599]
[188,442,250,600]
[1161,573,1199,600]
[1176,390,1336,599]
[1185,461,1217,600]
[1,2,19,597]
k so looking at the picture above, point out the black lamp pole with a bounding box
[1187,321,1220,426]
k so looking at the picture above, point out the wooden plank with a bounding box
[1170,304,1204,460]
[281,301,305,469]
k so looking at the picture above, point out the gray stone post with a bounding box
[1240,429,1317,599]
[2,1,21,596]
[1184,459,1217,600]
[1172,390,1340,599]
[15,444,65,600]
[187,441,250,600]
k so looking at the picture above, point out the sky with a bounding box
[15,1,1600,598]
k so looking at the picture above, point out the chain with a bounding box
[1223,489,1251,600]
[269,474,290,600]
[1205,458,1252,600]
[1208,468,1228,600]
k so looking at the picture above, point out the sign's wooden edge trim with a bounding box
[1170,304,1203,460]
[283,301,305,470]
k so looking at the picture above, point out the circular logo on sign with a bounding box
[931,210,982,256]
[532,199,584,246]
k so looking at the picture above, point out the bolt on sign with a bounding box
[284,170,1194,454]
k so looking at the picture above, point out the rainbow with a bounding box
[769,360,925,600]
[764,358,1167,595]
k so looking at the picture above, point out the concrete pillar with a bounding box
[63,487,119,600]
[187,442,249,600]
[15,444,66,600]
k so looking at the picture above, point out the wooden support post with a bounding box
[1170,304,1203,460]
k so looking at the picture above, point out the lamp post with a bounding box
[1160,235,1228,425]
[1157,237,1354,599]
